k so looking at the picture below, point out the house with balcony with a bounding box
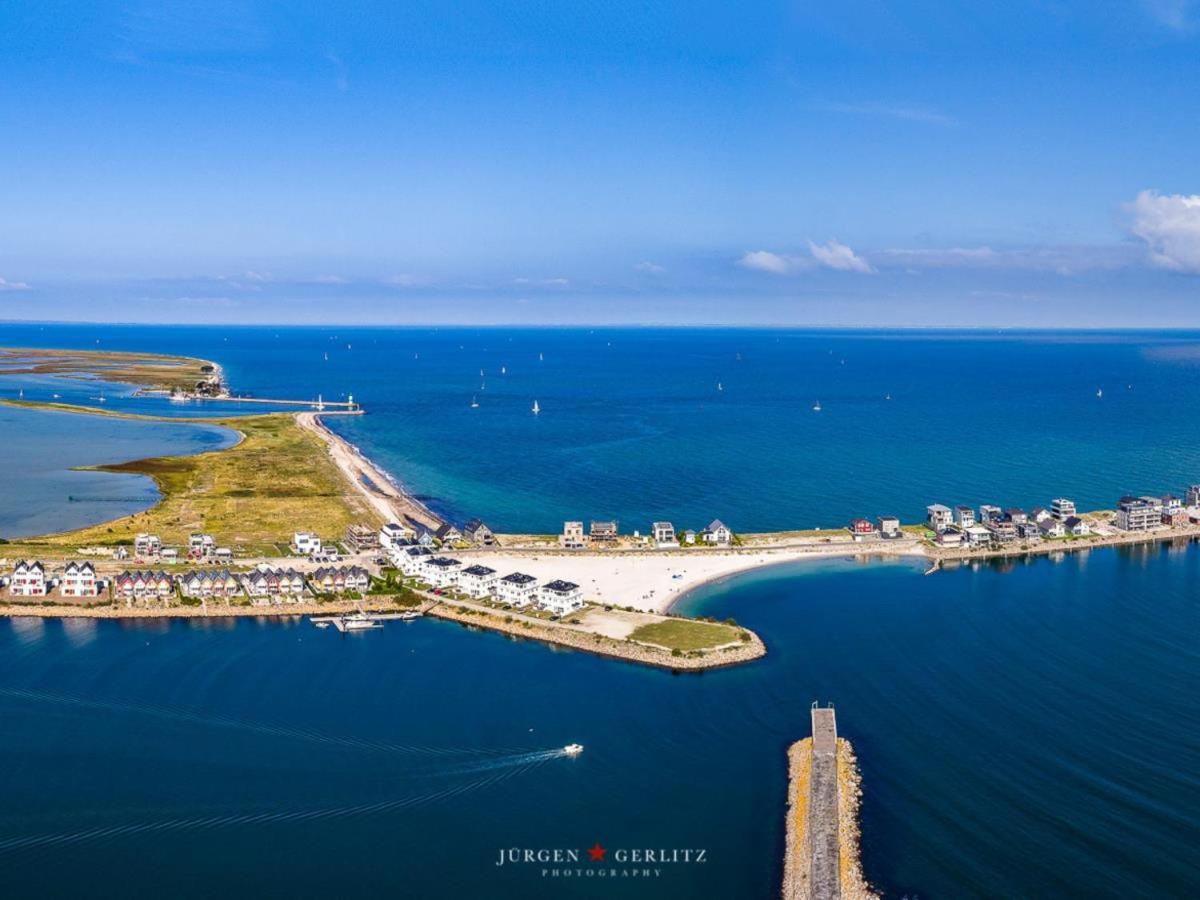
[1039,518,1066,538]
[497,572,539,607]
[115,570,174,603]
[379,522,413,550]
[187,533,216,560]
[10,560,47,597]
[561,521,586,549]
[978,504,1003,524]
[60,561,99,598]
[590,520,619,542]
[652,521,677,548]
[345,524,380,553]
[539,579,584,616]
[459,565,499,599]
[1116,496,1161,531]
[423,557,463,589]
[134,533,162,558]
[435,523,463,546]
[877,515,901,538]
[1050,498,1077,520]
[954,505,976,528]
[1064,516,1091,537]
[926,504,953,532]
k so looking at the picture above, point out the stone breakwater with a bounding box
[782,732,877,900]
[425,601,767,672]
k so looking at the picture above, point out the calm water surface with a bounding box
[0,547,1197,897]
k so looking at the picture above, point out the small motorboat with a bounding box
[314,621,331,629]
[563,743,584,756]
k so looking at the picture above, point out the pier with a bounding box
[310,611,421,632]
[783,706,876,900]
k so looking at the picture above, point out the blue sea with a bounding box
[1,324,1199,897]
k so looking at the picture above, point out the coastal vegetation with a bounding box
[2,409,378,556]
[0,346,217,393]
[627,618,744,651]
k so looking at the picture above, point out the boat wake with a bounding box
[0,687,527,760]
[0,757,547,855]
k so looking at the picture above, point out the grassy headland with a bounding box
[0,346,217,393]
[1,404,378,556]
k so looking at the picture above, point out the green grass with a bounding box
[627,618,742,651]
[2,412,378,556]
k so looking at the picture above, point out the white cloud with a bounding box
[739,241,873,275]
[634,261,666,274]
[312,274,348,284]
[808,239,874,273]
[1128,189,1200,273]
[0,277,30,291]
[738,250,794,275]
[513,277,570,286]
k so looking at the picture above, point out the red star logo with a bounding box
[587,842,607,862]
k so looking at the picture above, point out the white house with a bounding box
[497,572,539,607]
[702,519,733,546]
[459,564,498,599]
[561,521,586,549]
[10,560,47,597]
[652,521,676,548]
[926,505,953,531]
[539,579,584,616]
[1039,518,1066,538]
[134,533,162,558]
[396,546,432,576]
[877,515,902,538]
[60,561,99,598]
[291,531,322,556]
[1064,516,1092,537]
[423,557,462,589]
[379,522,412,550]
[188,533,216,560]
[964,525,992,547]
[1050,498,1077,521]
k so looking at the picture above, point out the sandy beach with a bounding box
[296,411,445,531]
[451,543,923,613]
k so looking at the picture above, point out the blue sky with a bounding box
[3,1,1200,325]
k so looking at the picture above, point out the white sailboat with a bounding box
[532,400,541,415]
[717,382,724,392]
[812,400,822,412]
[539,352,544,361]
[1096,388,1103,398]
[501,366,507,375]
[470,395,479,408]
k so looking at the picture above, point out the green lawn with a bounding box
[628,618,742,651]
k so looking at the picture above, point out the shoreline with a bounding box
[295,411,445,532]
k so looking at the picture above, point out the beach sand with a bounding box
[451,544,922,613]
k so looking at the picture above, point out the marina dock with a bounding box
[310,611,422,632]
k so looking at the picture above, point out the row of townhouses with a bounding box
[560,519,733,549]
[5,562,373,605]
[389,545,584,616]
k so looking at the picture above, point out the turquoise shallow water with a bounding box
[1,324,1199,896]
